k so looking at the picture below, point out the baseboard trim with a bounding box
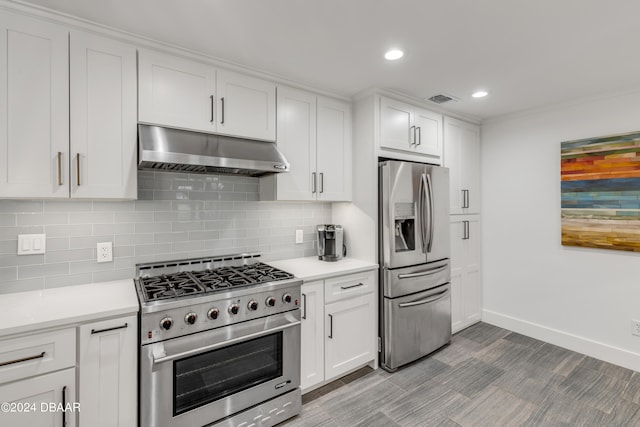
[482,309,640,372]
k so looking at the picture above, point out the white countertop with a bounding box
[269,257,378,282]
[0,279,139,338]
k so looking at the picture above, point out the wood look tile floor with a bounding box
[282,322,640,426]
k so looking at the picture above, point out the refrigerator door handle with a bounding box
[397,265,448,279]
[398,290,449,307]
[418,174,427,252]
[425,173,435,253]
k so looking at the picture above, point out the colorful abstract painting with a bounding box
[561,131,640,252]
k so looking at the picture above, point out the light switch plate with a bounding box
[17,234,46,255]
[295,230,303,244]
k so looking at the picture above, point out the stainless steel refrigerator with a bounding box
[379,159,451,372]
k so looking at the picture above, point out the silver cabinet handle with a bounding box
[210,95,214,123]
[312,172,317,193]
[340,282,364,290]
[399,290,449,308]
[397,265,447,279]
[220,97,225,124]
[319,172,324,193]
[62,385,67,426]
[76,153,81,186]
[91,323,128,335]
[301,293,307,320]
[328,314,333,339]
[462,189,470,208]
[416,126,422,145]
[410,125,416,145]
[57,152,62,186]
[0,351,45,367]
[462,220,470,240]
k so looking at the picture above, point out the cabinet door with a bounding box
[0,368,76,427]
[325,293,375,380]
[216,70,276,141]
[380,97,413,151]
[463,216,481,325]
[414,108,443,163]
[138,49,216,133]
[0,12,69,198]
[274,86,316,200]
[300,281,324,391]
[70,31,137,199]
[444,117,480,214]
[78,315,137,427]
[317,96,352,201]
[450,217,465,333]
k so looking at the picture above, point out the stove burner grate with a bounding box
[140,272,205,301]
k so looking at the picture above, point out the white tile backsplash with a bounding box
[0,171,331,294]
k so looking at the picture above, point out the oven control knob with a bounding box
[248,300,259,311]
[184,312,197,325]
[207,308,219,320]
[266,297,276,307]
[160,317,173,331]
[282,293,292,304]
[229,304,240,315]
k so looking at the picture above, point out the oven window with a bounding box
[173,332,283,415]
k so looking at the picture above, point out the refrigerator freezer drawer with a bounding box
[382,259,449,299]
[382,283,451,372]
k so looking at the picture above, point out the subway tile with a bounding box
[19,262,69,279]
[204,220,234,230]
[0,200,43,213]
[233,237,260,248]
[93,223,134,235]
[44,201,93,212]
[93,201,134,212]
[115,212,154,223]
[135,222,170,233]
[114,246,135,258]
[172,200,206,211]
[69,212,114,224]
[0,240,16,255]
[153,190,188,200]
[18,213,68,226]
[0,254,45,267]
[92,268,135,283]
[45,248,93,263]
[188,231,219,241]
[204,201,235,210]
[46,224,92,238]
[0,278,44,294]
[137,190,153,200]
[113,257,138,270]
[47,237,70,251]
[172,241,204,253]
[69,235,113,249]
[233,219,260,229]
[154,232,190,243]
[220,229,246,239]
[0,226,44,240]
[45,273,93,288]
[0,214,16,226]
[135,200,172,211]
[189,191,220,200]
[219,192,247,201]
[69,260,114,274]
[234,183,259,193]
[135,243,172,256]
[115,234,154,246]
[204,239,234,251]
[172,221,204,232]
[0,266,17,281]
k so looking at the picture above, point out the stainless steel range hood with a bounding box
[138,125,289,176]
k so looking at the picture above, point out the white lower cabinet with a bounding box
[299,270,376,393]
[78,315,137,427]
[450,215,481,333]
[0,368,76,427]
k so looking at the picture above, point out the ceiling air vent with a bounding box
[426,93,460,104]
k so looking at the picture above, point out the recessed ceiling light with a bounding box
[472,90,488,98]
[384,49,404,60]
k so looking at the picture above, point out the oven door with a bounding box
[140,311,300,427]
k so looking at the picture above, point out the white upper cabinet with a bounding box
[70,31,137,199]
[316,96,352,201]
[216,70,276,141]
[0,12,69,198]
[380,96,443,164]
[261,87,351,202]
[138,49,216,133]
[444,117,480,214]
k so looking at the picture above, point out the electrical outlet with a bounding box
[97,242,113,263]
[632,320,640,337]
[295,229,303,244]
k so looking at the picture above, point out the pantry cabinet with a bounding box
[444,117,481,214]
[299,269,376,392]
[261,86,351,202]
[70,30,137,199]
[450,215,481,333]
[0,12,69,199]
[78,315,137,427]
[139,49,276,141]
[380,96,443,164]
[300,281,324,390]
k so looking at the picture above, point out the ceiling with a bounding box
[18,0,640,120]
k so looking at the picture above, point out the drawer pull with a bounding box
[91,323,128,335]
[399,290,449,308]
[397,265,447,279]
[0,351,46,367]
[340,282,364,290]
[328,314,333,339]
[62,385,67,426]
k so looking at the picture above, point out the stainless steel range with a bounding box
[135,253,302,427]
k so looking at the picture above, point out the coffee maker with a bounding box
[316,224,345,262]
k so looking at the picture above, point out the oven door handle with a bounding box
[152,320,301,365]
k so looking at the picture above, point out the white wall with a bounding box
[481,89,640,371]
